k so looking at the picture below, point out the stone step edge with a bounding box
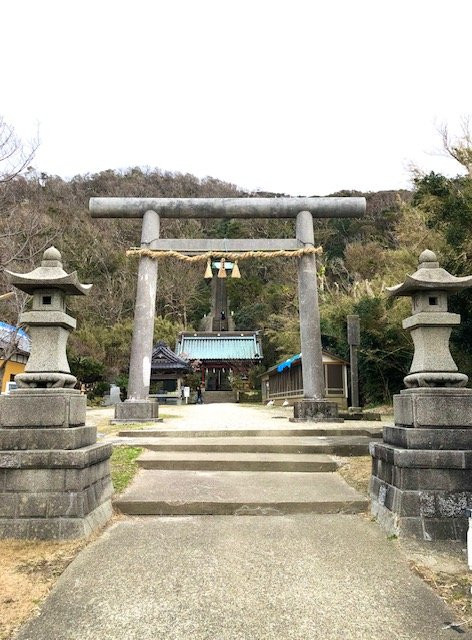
[141,443,371,456]
[137,460,338,472]
[134,435,375,443]
[113,499,368,516]
[138,451,338,461]
[118,429,383,438]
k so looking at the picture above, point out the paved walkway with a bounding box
[16,515,469,639]
[16,404,467,639]
[88,402,389,438]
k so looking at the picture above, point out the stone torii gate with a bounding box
[89,197,366,422]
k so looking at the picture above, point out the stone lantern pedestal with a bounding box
[0,248,112,539]
[370,250,472,540]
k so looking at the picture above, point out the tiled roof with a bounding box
[177,334,262,361]
[151,341,191,372]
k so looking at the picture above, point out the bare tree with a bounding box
[0,116,50,271]
[0,117,52,390]
[0,116,38,184]
[0,208,56,271]
[0,216,56,393]
[440,118,472,177]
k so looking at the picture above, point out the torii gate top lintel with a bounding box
[89,196,366,219]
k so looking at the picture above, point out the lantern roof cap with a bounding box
[387,250,472,297]
[5,247,92,295]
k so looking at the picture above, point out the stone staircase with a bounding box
[114,423,381,516]
[211,318,229,331]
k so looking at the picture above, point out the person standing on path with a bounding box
[196,385,203,404]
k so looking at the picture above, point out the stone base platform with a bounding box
[370,440,472,540]
[370,388,472,541]
[113,399,161,423]
[0,388,86,428]
[394,387,472,428]
[0,389,113,540]
[291,400,343,423]
[0,501,112,540]
[384,425,472,450]
[0,425,97,450]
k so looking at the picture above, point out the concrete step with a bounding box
[114,469,368,515]
[137,451,338,472]
[139,436,374,456]
[118,426,383,439]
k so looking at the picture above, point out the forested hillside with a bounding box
[2,143,472,404]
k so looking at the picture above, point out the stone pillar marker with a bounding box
[347,315,361,410]
[370,249,472,540]
[0,247,113,539]
[343,315,380,421]
[292,210,342,422]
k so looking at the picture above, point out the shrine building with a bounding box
[261,351,349,408]
[149,340,191,404]
[176,330,263,399]
[175,259,262,401]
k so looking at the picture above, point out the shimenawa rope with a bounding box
[126,246,322,262]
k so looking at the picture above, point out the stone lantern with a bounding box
[370,250,472,541]
[0,247,112,540]
[389,249,472,389]
[8,246,91,389]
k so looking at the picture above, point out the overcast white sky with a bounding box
[2,0,471,195]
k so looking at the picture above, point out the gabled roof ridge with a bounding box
[183,335,256,340]
[151,341,190,368]
[179,331,259,338]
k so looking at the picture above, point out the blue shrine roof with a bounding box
[177,332,262,361]
[264,350,349,376]
[277,353,301,372]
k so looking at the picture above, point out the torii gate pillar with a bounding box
[114,210,161,423]
[291,211,340,422]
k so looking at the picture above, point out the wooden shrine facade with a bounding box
[261,351,349,408]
